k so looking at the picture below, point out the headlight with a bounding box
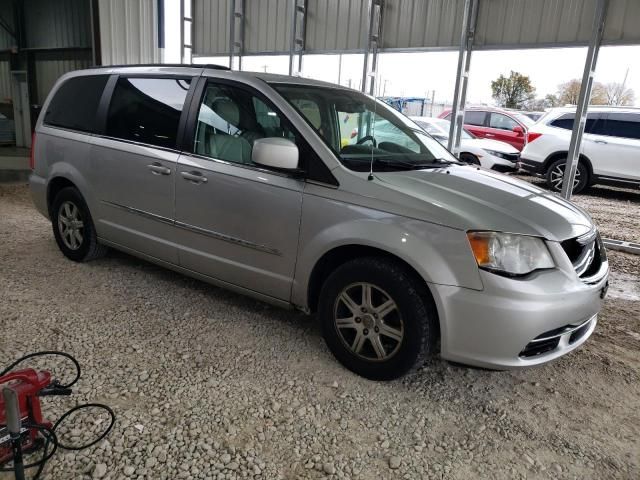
[483,149,516,161]
[467,231,555,276]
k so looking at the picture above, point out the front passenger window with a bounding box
[194,84,297,165]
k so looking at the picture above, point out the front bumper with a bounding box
[519,156,544,175]
[431,241,608,369]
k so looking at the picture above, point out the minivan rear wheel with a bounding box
[318,257,438,380]
[546,158,588,194]
[51,187,108,262]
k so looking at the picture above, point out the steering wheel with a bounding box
[356,135,377,147]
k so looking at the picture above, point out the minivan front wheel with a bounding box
[51,187,108,262]
[319,257,438,380]
[546,159,588,194]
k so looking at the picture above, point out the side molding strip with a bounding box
[101,200,282,256]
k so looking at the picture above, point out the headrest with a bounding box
[212,98,240,126]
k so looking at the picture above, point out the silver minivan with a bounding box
[30,65,609,380]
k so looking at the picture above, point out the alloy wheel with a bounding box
[550,163,581,191]
[333,282,404,361]
[57,201,84,250]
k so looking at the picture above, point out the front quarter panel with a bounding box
[292,183,484,309]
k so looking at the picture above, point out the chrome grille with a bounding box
[561,230,606,282]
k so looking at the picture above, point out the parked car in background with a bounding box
[31,66,608,380]
[520,106,640,194]
[439,107,535,151]
[520,111,544,122]
[411,116,520,172]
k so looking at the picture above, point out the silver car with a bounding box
[30,65,609,380]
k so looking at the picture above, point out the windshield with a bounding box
[273,84,457,172]
[511,112,535,127]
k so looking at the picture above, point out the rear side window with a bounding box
[44,75,108,133]
[549,113,605,134]
[464,111,486,126]
[603,113,640,139]
[106,77,191,149]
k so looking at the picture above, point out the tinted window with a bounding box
[106,77,191,149]
[464,111,486,126]
[549,112,604,134]
[194,83,299,166]
[489,113,518,131]
[603,113,640,139]
[44,75,108,133]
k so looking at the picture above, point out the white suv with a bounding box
[520,106,640,193]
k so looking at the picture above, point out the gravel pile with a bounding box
[1,184,639,479]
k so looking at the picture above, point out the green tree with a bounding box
[491,71,536,109]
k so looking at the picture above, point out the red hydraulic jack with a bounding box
[0,352,115,479]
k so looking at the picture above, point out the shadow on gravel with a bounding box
[101,248,317,331]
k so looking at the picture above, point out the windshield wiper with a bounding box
[372,158,446,170]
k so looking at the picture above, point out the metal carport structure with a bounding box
[190,0,640,199]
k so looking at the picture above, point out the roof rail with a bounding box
[91,63,230,71]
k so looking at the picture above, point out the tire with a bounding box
[318,257,438,380]
[459,152,480,166]
[545,158,589,194]
[51,187,108,262]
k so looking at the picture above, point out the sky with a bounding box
[163,1,639,107]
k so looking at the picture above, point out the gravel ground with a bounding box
[515,173,640,243]
[1,183,639,480]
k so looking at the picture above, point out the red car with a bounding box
[439,107,535,151]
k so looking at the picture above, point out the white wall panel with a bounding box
[99,0,160,65]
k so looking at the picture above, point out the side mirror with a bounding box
[252,137,299,170]
[512,125,524,135]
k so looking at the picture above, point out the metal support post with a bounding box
[447,0,477,155]
[561,0,608,199]
[289,0,307,76]
[361,0,383,95]
[180,0,193,64]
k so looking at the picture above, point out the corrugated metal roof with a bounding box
[0,59,11,102]
[244,0,293,54]
[0,1,16,51]
[305,0,368,52]
[24,0,91,49]
[381,0,465,50]
[193,0,230,57]
[192,0,640,57]
[99,0,159,65]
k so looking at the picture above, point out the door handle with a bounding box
[147,163,171,175]
[181,171,208,184]
[594,140,608,145]
[485,133,495,137]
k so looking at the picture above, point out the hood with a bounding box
[464,138,519,153]
[374,165,593,242]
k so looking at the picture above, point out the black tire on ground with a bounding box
[459,152,480,165]
[51,186,108,262]
[318,257,439,381]
[545,158,589,194]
